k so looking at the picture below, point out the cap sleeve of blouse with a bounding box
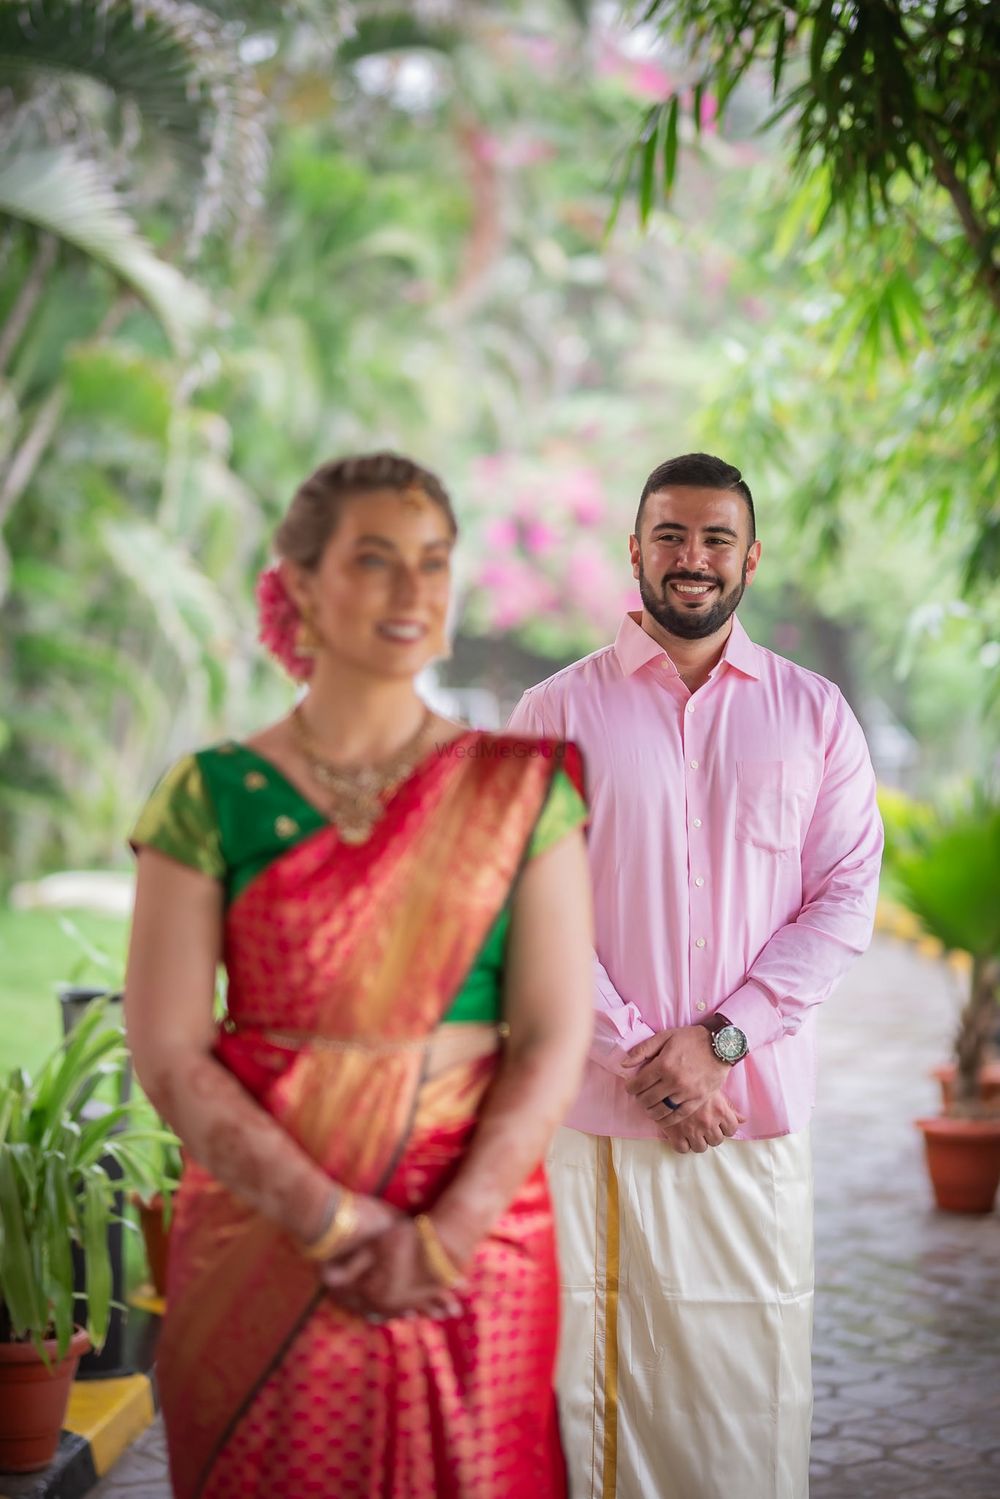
[527,753,588,862]
[129,753,224,880]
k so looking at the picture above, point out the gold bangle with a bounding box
[301,1189,359,1261]
[413,1213,463,1288]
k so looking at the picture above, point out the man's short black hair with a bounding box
[635,452,755,543]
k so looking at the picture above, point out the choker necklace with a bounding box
[290,703,433,845]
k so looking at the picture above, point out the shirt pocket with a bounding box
[735,759,811,855]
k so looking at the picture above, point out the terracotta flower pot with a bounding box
[132,1192,170,1298]
[0,1328,91,1473]
[915,1116,1000,1214]
[929,1061,1000,1111]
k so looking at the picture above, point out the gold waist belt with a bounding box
[221,1020,508,1053]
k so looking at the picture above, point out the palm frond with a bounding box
[99,515,236,689]
[0,0,269,247]
[0,147,209,350]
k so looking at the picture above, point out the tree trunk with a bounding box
[953,956,1000,1113]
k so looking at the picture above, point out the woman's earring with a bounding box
[295,615,320,659]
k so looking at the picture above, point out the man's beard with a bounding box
[637,554,749,640]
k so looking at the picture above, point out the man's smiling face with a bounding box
[629,485,761,641]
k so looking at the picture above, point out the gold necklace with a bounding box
[291,703,433,845]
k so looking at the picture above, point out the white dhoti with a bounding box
[548,1126,814,1499]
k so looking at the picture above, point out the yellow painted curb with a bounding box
[129,1283,167,1318]
[64,1373,154,1478]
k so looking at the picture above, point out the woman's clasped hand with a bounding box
[318,1204,465,1323]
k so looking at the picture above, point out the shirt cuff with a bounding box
[719,980,785,1053]
[593,1017,659,1076]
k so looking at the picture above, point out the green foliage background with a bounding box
[1,0,997,887]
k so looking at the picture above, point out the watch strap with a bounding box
[703,1012,748,1062]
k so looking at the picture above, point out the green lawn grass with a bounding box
[0,907,129,1074]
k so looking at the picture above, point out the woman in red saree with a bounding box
[125,452,593,1499]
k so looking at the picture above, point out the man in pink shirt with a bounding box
[508,453,883,1499]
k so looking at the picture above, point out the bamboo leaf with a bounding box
[772,14,787,98]
[604,143,637,240]
[882,279,908,359]
[809,0,836,85]
[892,271,929,343]
[693,81,705,137]
[639,118,659,226]
[662,95,680,195]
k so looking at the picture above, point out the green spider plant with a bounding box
[0,999,174,1361]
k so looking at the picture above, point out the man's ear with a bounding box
[628,534,641,580]
[744,539,762,588]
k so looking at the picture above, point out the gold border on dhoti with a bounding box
[590,1135,621,1499]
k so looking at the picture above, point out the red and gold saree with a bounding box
[131,733,585,1499]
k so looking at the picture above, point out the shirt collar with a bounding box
[720,617,762,679]
[613,612,761,681]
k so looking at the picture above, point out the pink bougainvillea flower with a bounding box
[682,86,718,135]
[470,129,502,164]
[741,295,768,322]
[256,564,313,681]
[523,519,559,557]
[514,34,560,75]
[630,59,673,101]
[502,134,557,167]
[471,454,511,484]
[484,517,519,551]
[561,466,606,526]
[566,541,617,613]
[595,40,673,101]
[475,557,557,632]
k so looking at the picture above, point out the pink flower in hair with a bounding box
[256,564,314,680]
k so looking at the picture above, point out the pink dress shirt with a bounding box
[508,613,883,1140]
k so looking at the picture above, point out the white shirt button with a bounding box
[696,1001,707,1012]
[690,759,699,769]
[693,818,702,828]
[695,937,707,948]
[686,702,695,713]
[660,659,671,669]
[694,876,705,887]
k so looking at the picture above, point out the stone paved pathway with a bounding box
[810,936,1000,1499]
[90,936,1000,1497]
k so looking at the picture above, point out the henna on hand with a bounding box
[146,1053,335,1243]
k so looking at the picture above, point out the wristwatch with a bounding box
[703,1012,749,1064]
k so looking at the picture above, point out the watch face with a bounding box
[714,1024,748,1063]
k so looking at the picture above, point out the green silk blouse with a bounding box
[131,742,588,1026]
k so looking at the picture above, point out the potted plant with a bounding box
[881,785,1000,1213]
[130,1130,182,1300]
[0,1001,166,1472]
